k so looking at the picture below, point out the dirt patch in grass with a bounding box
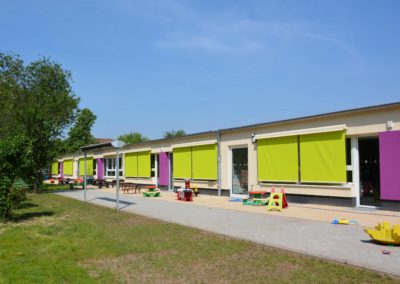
[81,243,392,284]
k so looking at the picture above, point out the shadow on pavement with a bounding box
[94,197,136,209]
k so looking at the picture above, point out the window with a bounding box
[63,160,73,176]
[257,130,347,184]
[93,159,97,176]
[104,157,123,177]
[346,138,353,183]
[51,162,59,175]
[124,151,151,177]
[172,144,218,180]
[257,136,298,182]
[151,154,159,177]
[79,158,94,176]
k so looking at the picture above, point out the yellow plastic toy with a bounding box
[364,222,400,245]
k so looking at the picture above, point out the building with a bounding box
[52,102,400,210]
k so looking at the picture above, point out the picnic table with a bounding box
[121,182,140,194]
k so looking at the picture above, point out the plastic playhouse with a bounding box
[364,221,400,245]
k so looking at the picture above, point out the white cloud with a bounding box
[114,0,362,59]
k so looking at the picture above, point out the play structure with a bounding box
[176,179,193,202]
[143,185,160,197]
[266,187,288,212]
[241,187,289,210]
[364,222,400,245]
[242,190,268,206]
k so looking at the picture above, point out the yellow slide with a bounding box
[364,222,400,245]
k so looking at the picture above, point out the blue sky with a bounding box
[1,0,399,139]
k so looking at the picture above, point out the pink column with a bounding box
[97,158,104,179]
[159,152,170,186]
[379,130,400,201]
[60,161,64,178]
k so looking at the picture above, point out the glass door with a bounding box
[231,148,248,196]
[359,137,380,206]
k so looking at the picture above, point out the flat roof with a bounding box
[218,101,400,133]
[123,101,400,146]
[71,101,400,155]
[80,142,113,152]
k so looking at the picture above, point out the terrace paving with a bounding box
[57,189,400,277]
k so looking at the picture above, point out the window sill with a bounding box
[259,182,352,190]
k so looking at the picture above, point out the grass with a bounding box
[39,183,77,191]
[0,194,398,283]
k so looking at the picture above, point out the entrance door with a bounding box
[231,148,248,196]
[359,138,380,206]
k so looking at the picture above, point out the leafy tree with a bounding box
[0,134,31,220]
[163,129,186,138]
[63,108,97,153]
[118,132,149,144]
[0,52,80,197]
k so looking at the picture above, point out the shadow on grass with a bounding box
[12,211,55,222]
[17,202,38,210]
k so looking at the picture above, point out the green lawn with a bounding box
[39,183,72,191]
[0,194,397,283]
[40,182,88,192]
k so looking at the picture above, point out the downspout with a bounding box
[217,130,222,197]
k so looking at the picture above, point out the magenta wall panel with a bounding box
[379,130,400,201]
[60,161,64,178]
[159,152,170,186]
[97,158,104,179]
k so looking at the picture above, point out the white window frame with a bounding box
[104,157,123,178]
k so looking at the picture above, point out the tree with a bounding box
[118,132,149,144]
[0,134,31,220]
[0,52,80,197]
[63,108,97,153]
[163,129,186,138]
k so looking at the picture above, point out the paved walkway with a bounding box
[57,190,400,276]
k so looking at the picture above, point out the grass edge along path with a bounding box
[0,193,398,283]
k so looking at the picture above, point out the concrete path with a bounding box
[56,190,400,276]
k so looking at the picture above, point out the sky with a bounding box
[1,0,399,139]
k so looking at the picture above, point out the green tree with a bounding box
[118,132,149,144]
[0,135,31,220]
[63,108,97,153]
[163,129,186,138]
[0,52,80,197]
